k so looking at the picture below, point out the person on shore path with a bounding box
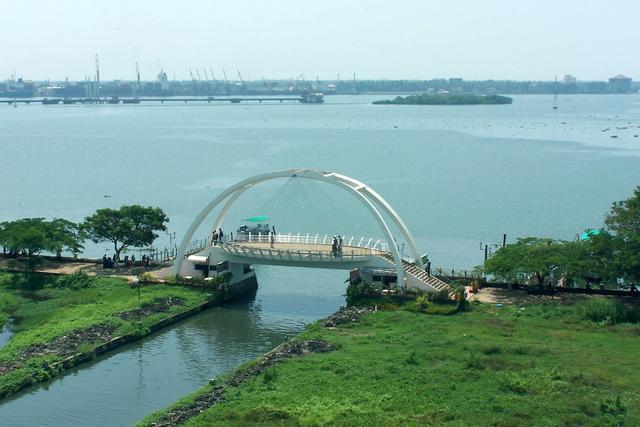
[102,254,108,268]
[131,254,136,265]
[426,261,431,277]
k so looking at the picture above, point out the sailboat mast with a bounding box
[553,75,558,110]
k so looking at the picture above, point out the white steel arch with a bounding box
[173,169,423,285]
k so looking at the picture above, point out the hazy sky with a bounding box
[2,0,638,81]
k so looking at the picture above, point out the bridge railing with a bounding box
[233,232,390,251]
[220,242,381,262]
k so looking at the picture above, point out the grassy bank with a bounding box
[143,299,640,426]
[0,271,212,398]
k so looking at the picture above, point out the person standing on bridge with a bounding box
[332,236,338,257]
[218,228,224,243]
[269,232,275,248]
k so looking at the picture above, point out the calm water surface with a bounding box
[0,94,639,425]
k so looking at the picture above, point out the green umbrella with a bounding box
[243,215,270,223]
[579,228,602,241]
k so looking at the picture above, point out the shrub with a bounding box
[578,298,639,325]
[427,289,451,304]
[262,367,278,384]
[345,281,376,306]
[600,396,626,416]
[48,271,94,289]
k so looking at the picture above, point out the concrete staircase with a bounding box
[381,253,453,293]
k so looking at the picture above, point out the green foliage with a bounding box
[144,302,640,427]
[601,396,626,416]
[81,205,169,257]
[345,281,375,307]
[262,367,278,384]
[485,237,568,287]
[373,94,513,105]
[427,289,451,303]
[578,298,639,325]
[0,218,83,257]
[46,271,95,290]
[604,186,640,283]
[0,271,210,398]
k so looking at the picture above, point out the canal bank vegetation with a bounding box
[142,298,640,426]
[373,93,513,105]
[0,271,212,398]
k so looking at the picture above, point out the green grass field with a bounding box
[144,300,640,426]
[0,271,210,397]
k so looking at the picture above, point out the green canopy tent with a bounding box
[579,228,602,241]
[243,215,271,223]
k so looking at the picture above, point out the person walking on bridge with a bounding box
[269,232,275,248]
[332,236,338,257]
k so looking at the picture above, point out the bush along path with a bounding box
[0,271,220,399]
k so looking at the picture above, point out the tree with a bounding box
[604,186,640,283]
[484,237,568,287]
[560,235,615,286]
[0,218,83,257]
[81,205,169,259]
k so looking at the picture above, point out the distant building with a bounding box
[608,74,632,92]
[563,74,577,84]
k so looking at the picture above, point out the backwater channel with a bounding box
[1,94,639,424]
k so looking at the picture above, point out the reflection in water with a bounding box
[0,267,347,426]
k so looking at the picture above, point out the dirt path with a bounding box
[469,287,589,305]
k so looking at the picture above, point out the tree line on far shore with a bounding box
[0,205,169,260]
[485,186,640,288]
[372,94,513,105]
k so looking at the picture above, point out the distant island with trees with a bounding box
[373,94,513,105]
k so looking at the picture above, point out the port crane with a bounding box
[135,62,141,94]
[95,54,101,100]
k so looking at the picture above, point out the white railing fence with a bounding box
[231,232,390,251]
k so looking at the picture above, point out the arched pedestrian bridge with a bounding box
[174,169,452,294]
